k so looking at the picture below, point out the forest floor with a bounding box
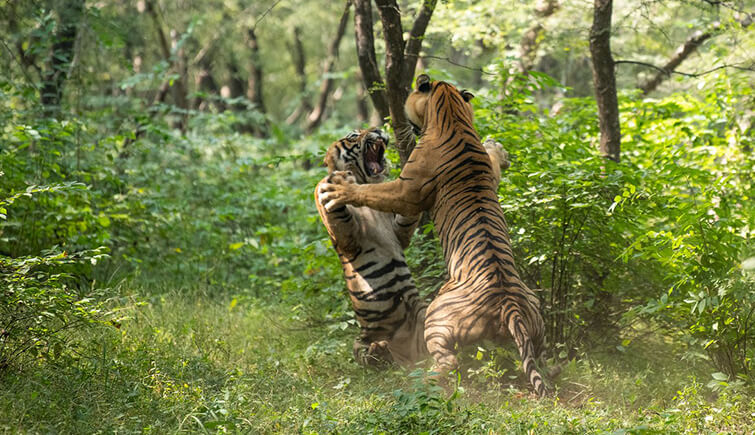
[2,286,753,433]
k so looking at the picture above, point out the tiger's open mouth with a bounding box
[364,136,386,177]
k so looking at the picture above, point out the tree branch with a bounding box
[403,0,437,84]
[422,55,494,75]
[638,24,720,94]
[306,0,352,132]
[353,0,390,121]
[615,60,754,78]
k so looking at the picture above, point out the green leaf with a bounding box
[98,215,111,228]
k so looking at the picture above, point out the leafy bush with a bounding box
[472,65,754,378]
[0,184,110,368]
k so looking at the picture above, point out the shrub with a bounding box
[0,184,110,369]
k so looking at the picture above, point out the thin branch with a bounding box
[305,0,352,132]
[253,0,285,30]
[615,60,755,78]
[422,55,495,75]
[0,38,40,91]
[403,0,437,83]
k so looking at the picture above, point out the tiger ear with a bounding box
[416,74,431,93]
[461,89,474,102]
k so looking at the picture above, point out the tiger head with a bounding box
[323,128,390,184]
[405,74,475,135]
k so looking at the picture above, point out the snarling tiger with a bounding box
[315,128,427,366]
[319,75,548,397]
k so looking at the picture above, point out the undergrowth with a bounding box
[1,290,752,433]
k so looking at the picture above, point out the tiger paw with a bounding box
[483,137,510,171]
[319,173,358,212]
[328,170,357,185]
[354,339,393,367]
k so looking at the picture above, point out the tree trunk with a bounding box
[351,0,437,164]
[194,57,224,112]
[40,0,85,117]
[306,1,352,133]
[356,74,370,122]
[374,0,437,165]
[285,26,313,125]
[226,58,246,110]
[589,0,621,163]
[375,0,412,163]
[353,0,390,122]
[170,29,189,131]
[246,28,265,114]
[518,0,559,74]
[144,0,189,130]
[640,25,718,95]
[246,27,267,137]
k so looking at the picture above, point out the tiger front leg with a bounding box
[315,171,361,255]
[319,177,426,217]
[393,213,421,250]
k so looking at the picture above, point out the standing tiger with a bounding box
[319,75,548,397]
[314,128,512,368]
[315,128,426,366]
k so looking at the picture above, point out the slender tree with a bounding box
[285,26,313,125]
[353,0,438,164]
[144,0,189,130]
[40,0,85,117]
[517,0,559,74]
[306,1,353,133]
[589,0,621,162]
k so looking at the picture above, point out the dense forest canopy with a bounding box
[1,0,754,432]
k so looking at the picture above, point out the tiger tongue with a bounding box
[367,161,383,175]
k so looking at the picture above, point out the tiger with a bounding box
[315,128,427,366]
[318,74,548,397]
[315,128,513,368]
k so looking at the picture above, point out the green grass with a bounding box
[2,287,753,434]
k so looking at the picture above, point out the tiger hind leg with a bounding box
[423,295,462,378]
[353,338,393,367]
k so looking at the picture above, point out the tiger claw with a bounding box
[320,190,339,211]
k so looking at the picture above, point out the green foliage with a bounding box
[0,242,109,368]
[1,0,754,430]
[1,293,753,433]
[470,64,754,377]
[0,182,111,368]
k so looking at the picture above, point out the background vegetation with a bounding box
[1,0,753,432]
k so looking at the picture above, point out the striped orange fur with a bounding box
[319,75,548,396]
